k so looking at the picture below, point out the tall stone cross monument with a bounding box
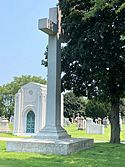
[37,7,70,139]
[6,7,93,155]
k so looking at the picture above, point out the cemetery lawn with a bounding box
[0,141,125,167]
[0,133,30,138]
[0,123,125,142]
[0,124,125,166]
[65,123,125,142]
[0,124,29,138]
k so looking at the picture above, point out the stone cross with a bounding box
[36,7,70,139]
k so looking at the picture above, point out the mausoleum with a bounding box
[13,82,47,136]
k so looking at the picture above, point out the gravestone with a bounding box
[103,117,109,128]
[86,122,104,134]
[122,116,125,123]
[10,115,14,124]
[75,113,80,123]
[7,7,93,155]
[63,118,71,126]
[71,113,76,123]
[0,117,10,133]
[86,123,104,134]
[95,118,98,124]
[86,117,93,125]
[97,117,102,125]
[86,117,104,134]
[77,117,86,130]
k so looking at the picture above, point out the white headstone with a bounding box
[77,117,86,130]
[86,117,93,125]
[10,115,14,124]
[0,117,10,133]
[86,117,104,134]
[103,117,109,128]
[86,123,104,134]
[63,118,71,126]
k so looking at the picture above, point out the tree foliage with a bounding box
[64,92,110,121]
[59,0,125,143]
[0,96,5,117]
[85,100,110,120]
[64,92,86,118]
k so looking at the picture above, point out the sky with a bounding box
[0,0,58,85]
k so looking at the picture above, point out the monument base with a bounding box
[35,125,71,139]
[6,138,94,155]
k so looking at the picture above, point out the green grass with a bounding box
[9,123,13,131]
[0,132,16,138]
[65,123,125,142]
[0,132,30,138]
[0,123,29,138]
[0,141,125,167]
[1,123,125,141]
[0,124,125,166]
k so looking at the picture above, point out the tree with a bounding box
[64,92,86,119]
[0,75,46,118]
[120,98,125,116]
[0,96,5,117]
[59,0,125,143]
[85,100,110,120]
[3,75,46,95]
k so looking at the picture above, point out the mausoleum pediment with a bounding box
[20,82,47,89]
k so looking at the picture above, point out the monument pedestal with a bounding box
[35,125,71,139]
[6,138,94,155]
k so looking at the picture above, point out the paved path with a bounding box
[0,137,105,143]
[0,137,26,141]
[0,137,109,143]
[0,137,124,144]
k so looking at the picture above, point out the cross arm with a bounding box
[38,18,57,35]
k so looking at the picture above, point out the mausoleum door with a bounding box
[26,111,35,133]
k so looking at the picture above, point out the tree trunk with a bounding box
[110,96,120,143]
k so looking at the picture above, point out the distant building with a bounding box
[13,82,64,136]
